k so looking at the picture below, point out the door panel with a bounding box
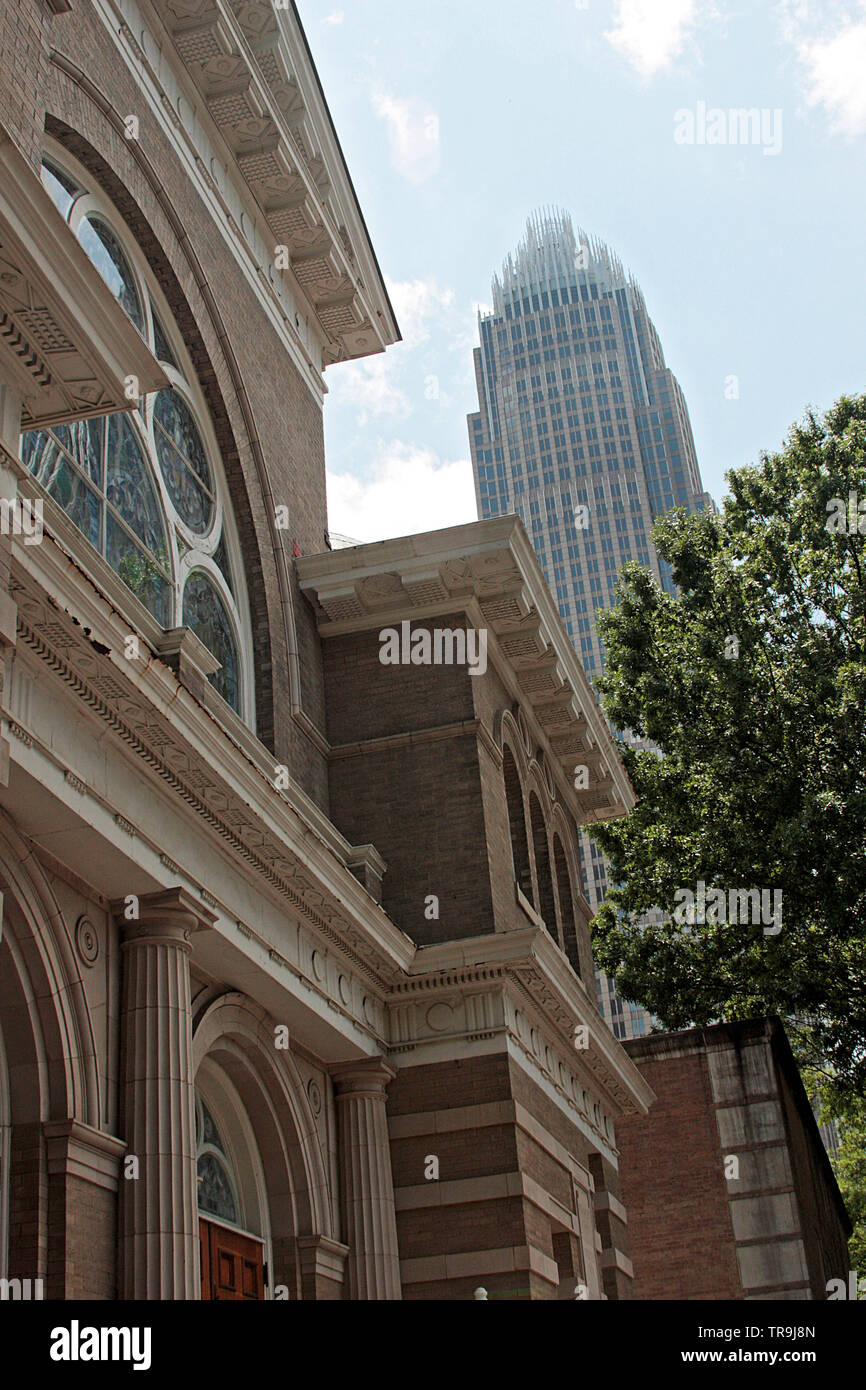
[200,1217,265,1300]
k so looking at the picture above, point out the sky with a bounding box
[295,0,866,544]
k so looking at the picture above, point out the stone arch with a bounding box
[0,810,99,1129]
[192,993,333,1298]
[0,810,100,1284]
[41,82,284,750]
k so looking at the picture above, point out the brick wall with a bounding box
[616,1049,743,1299]
[323,622,497,943]
[47,1172,117,1299]
[0,0,53,169]
[389,1052,614,1300]
[7,1121,48,1285]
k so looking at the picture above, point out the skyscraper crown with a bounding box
[490,207,641,318]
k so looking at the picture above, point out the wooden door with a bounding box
[200,1217,265,1300]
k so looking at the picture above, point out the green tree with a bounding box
[808,1073,866,1279]
[588,394,866,1093]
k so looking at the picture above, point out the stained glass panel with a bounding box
[23,433,101,549]
[213,534,234,597]
[153,389,214,533]
[182,571,239,711]
[106,516,171,626]
[197,1152,238,1224]
[106,415,168,563]
[25,155,248,719]
[78,216,144,334]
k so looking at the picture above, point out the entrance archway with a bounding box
[195,1078,267,1301]
[192,993,335,1300]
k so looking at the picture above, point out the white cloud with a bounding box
[604,0,706,77]
[322,10,344,23]
[371,89,440,184]
[328,355,412,427]
[327,443,477,543]
[386,276,455,346]
[781,2,866,135]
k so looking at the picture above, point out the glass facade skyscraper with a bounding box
[468,209,711,1039]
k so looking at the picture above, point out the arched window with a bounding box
[503,746,532,900]
[195,1090,242,1226]
[554,834,581,978]
[529,792,557,941]
[21,149,251,721]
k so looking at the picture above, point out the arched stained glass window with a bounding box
[21,147,252,721]
[183,571,239,712]
[195,1092,240,1226]
[153,388,214,532]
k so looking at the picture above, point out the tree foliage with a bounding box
[588,395,866,1093]
[806,1071,866,1278]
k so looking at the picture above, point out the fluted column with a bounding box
[332,1058,402,1300]
[115,888,214,1299]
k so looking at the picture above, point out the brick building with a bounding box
[0,0,652,1299]
[616,1019,851,1300]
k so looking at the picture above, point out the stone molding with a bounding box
[296,1234,349,1294]
[42,1119,126,1192]
[388,928,654,1120]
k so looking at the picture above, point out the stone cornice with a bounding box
[297,516,635,824]
[388,927,655,1118]
[0,123,168,427]
[5,485,415,990]
[147,0,399,367]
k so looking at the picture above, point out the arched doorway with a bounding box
[195,1067,269,1301]
[192,993,336,1300]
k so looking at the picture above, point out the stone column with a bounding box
[331,1058,402,1300]
[115,888,215,1300]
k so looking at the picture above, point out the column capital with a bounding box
[330,1056,396,1100]
[112,886,217,950]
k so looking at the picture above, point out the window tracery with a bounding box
[22,149,252,721]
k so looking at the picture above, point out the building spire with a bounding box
[490,207,636,317]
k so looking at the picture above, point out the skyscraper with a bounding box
[468,209,711,1039]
